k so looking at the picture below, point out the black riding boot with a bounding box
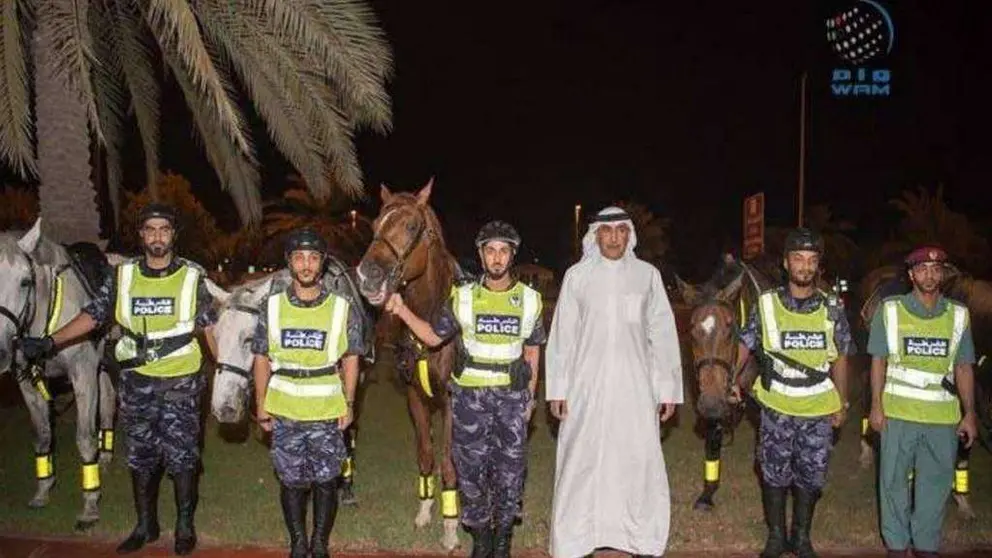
[469,525,495,558]
[310,480,339,558]
[492,524,513,558]
[280,484,310,558]
[789,487,820,558]
[116,467,163,554]
[173,470,199,555]
[760,485,789,558]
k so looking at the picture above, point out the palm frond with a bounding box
[115,0,161,189]
[196,4,330,198]
[163,46,262,223]
[144,0,252,157]
[88,0,128,222]
[36,0,106,145]
[0,0,37,177]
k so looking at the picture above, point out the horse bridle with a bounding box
[369,203,433,291]
[216,302,262,380]
[692,300,742,401]
[0,252,39,341]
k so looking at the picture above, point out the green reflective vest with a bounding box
[114,261,201,378]
[452,281,542,388]
[752,290,842,417]
[263,291,350,421]
[881,297,967,425]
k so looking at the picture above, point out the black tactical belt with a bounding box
[117,332,195,370]
[272,366,338,379]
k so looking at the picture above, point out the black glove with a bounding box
[21,336,55,361]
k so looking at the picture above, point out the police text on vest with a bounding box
[131,297,175,316]
[475,315,521,336]
[903,337,949,358]
[781,331,826,350]
[281,328,327,351]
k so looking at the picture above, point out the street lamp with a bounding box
[350,209,357,229]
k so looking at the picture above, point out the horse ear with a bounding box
[714,270,744,303]
[17,218,43,254]
[204,278,231,306]
[380,184,392,203]
[416,176,434,206]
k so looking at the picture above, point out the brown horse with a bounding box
[355,179,460,550]
[679,257,776,510]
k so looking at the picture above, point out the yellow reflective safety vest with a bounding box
[881,297,967,425]
[263,291,350,421]
[114,260,201,377]
[452,281,542,388]
[752,290,842,417]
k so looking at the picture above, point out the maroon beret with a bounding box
[905,245,948,266]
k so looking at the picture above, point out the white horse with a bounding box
[0,219,117,530]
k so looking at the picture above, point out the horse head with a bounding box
[0,219,67,372]
[356,178,442,307]
[689,270,745,420]
[209,274,270,424]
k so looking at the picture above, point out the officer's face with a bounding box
[784,250,820,288]
[596,223,630,260]
[289,249,323,287]
[480,241,513,280]
[139,217,175,258]
[909,262,944,294]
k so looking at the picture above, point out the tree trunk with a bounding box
[33,20,102,245]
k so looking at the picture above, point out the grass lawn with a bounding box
[1,354,990,553]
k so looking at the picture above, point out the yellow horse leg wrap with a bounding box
[954,463,969,495]
[342,456,354,480]
[704,459,720,483]
[441,489,459,518]
[861,417,869,437]
[99,429,114,452]
[81,462,100,492]
[417,359,433,397]
[35,454,53,480]
[417,474,436,500]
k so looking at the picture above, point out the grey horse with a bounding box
[0,219,117,530]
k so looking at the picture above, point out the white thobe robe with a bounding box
[546,248,683,557]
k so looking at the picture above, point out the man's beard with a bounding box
[914,280,940,294]
[789,273,815,288]
[144,243,170,258]
[485,266,508,281]
[293,271,319,288]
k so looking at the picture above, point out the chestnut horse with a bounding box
[356,179,460,550]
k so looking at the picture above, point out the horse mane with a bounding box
[0,231,70,268]
[221,273,278,310]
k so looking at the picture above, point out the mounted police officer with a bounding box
[22,203,218,555]
[385,220,545,558]
[867,245,978,558]
[736,228,855,558]
[251,228,364,558]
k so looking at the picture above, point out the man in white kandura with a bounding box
[546,205,684,558]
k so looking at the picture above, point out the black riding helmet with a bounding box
[783,227,824,255]
[138,203,178,228]
[475,220,521,250]
[284,228,328,260]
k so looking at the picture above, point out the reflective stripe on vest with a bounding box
[881,298,966,424]
[263,292,349,421]
[114,262,201,377]
[454,282,541,387]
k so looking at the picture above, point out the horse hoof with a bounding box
[441,518,460,550]
[74,518,99,532]
[954,494,976,520]
[693,498,714,511]
[99,451,114,466]
[414,499,434,529]
[28,496,49,509]
[340,486,358,506]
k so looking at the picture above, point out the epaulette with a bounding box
[176,257,207,274]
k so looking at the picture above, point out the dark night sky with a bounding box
[8,1,989,277]
[345,0,991,276]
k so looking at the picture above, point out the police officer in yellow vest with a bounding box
[22,203,218,556]
[736,228,854,558]
[867,246,979,558]
[386,221,545,558]
[252,228,363,558]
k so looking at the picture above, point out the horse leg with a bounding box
[97,358,117,465]
[18,378,55,509]
[439,388,460,551]
[693,419,723,511]
[858,374,874,469]
[340,369,370,506]
[69,356,102,530]
[952,442,974,519]
[408,384,436,528]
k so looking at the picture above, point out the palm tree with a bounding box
[0,1,393,244]
[617,201,671,265]
[878,185,990,274]
[0,184,39,230]
[263,174,373,264]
